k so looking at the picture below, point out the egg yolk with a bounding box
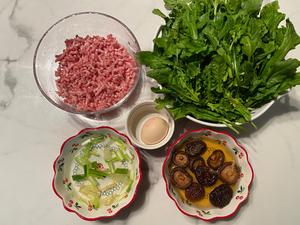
[140,117,169,145]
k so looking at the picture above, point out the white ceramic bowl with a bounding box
[126,101,175,150]
[52,126,142,220]
[162,128,254,221]
[186,101,275,127]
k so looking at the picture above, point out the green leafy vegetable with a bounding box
[137,0,300,130]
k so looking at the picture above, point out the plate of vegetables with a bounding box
[52,126,142,220]
[162,128,253,221]
[137,0,300,131]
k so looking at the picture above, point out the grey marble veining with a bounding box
[0,58,16,111]
[9,0,34,52]
[0,0,300,225]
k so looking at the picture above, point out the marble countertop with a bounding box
[1,0,300,224]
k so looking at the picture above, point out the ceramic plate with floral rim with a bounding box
[162,128,254,221]
[52,126,142,221]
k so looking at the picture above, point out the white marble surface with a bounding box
[1,0,300,224]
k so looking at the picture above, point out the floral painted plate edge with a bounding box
[52,126,142,221]
[162,128,254,221]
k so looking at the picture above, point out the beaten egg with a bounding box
[139,115,169,145]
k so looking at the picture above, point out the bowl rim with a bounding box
[52,126,143,221]
[33,11,142,115]
[186,100,275,127]
[125,100,175,150]
[161,128,254,221]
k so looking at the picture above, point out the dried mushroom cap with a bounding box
[173,151,189,168]
[209,184,233,208]
[195,166,218,186]
[219,162,240,185]
[189,157,206,171]
[170,167,192,189]
[207,150,225,170]
[185,182,205,201]
[184,140,207,156]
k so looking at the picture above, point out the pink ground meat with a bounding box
[55,34,138,111]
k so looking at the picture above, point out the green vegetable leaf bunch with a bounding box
[137,0,300,130]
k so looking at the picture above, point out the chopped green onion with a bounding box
[114,192,129,203]
[108,174,130,190]
[89,169,109,178]
[114,168,129,174]
[101,183,117,193]
[90,151,100,157]
[129,169,135,180]
[124,153,132,162]
[84,164,90,177]
[126,179,134,193]
[92,197,100,209]
[88,176,98,186]
[72,134,134,210]
[102,195,116,206]
[74,156,85,166]
[107,161,115,173]
[91,161,98,169]
[72,174,86,182]
[111,136,126,149]
[82,142,93,154]
[90,136,105,144]
[78,197,89,205]
[104,148,113,161]
[79,184,99,201]
[117,149,126,160]
[105,157,119,163]
[114,150,123,161]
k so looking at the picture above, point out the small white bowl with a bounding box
[126,101,175,150]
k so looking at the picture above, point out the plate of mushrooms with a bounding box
[162,128,253,221]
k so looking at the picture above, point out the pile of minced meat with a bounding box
[55,34,138,111]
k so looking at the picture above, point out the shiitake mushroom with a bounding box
[169,139,240,208]
[184,140,207,156]
[207,150,225,170]
[195,166,218,186]
[170,167,192,189]
[185,182,205,201]
[189,157,206,171]
[219,162,240,185]
[209,184,233,208]
[173,151,189,168]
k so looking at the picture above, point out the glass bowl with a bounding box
[33,12,141,116]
